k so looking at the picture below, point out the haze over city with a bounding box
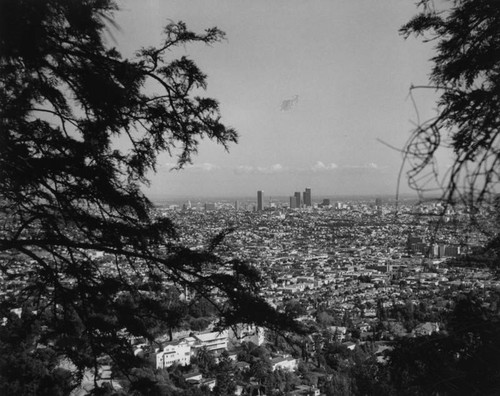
[113,0,447,198]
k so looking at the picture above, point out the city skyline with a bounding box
[147,187,424,203]
[150,191,422,208]
[113,0,450,198]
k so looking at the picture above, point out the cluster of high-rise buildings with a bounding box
[256,188,314,211]
[290,187,312,209]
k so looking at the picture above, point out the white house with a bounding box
[192,331,228,353]
[156,339,191,369]
[328,326,347,342]
[412,322,440,337]
[229,324,265,346]
[270,356,298,372]
[156,331,229,369]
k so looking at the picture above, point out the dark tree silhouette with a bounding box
[0,310,75,396]
[401,0,500,211]
[385,294,500,396]
[0,0,301,388]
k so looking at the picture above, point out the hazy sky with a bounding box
[114,0,446,199]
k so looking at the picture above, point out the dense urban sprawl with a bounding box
[2,197,499,395]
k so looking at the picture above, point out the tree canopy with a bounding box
[0,0,301,386]
[401,0,500,209]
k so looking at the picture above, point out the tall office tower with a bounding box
[304,188,312,207]
[257,190,264,211]
[294,192,301,208]
[289,196,296,209]
[235,200,240,211]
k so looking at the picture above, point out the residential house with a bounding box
[271,356,298,372]
[192,330,228,354]
[156,339,191,369]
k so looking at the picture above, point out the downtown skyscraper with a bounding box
[257,190,264,211]
[294,192,301,208]
[303,188,312,207]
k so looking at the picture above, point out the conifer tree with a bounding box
[401,0,500,210]
[0,0,300,387]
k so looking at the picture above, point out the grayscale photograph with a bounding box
[1,1,499,395]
